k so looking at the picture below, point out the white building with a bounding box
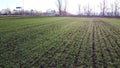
[42,9,59,16]
[0,9,11,15]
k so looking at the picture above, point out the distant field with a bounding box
[0,17,120,68]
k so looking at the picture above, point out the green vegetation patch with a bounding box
[0,17,120,68]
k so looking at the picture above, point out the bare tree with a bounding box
[64,0,67,16]
[100,0,107,16]
[78,4,81,15]
[114,0,120,16]
[57,0,62,15]
[111,4,114,16]
[84,4,92,16]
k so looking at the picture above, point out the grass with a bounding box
[0,17,120,68]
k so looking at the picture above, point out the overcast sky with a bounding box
[0,0,118,14]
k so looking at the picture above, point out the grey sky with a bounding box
[0,0,118,14]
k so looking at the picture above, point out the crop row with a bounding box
[0,17,120,68]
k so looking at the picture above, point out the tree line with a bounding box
[0,0,120,17]
[57,0,120,17]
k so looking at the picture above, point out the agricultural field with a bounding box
[0,17,120,68]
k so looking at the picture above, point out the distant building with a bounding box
[0,8,11,15]
[42,9,59,16]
